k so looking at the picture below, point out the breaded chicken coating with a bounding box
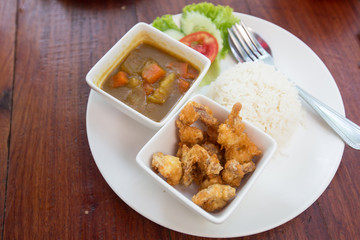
[176,120,204,145]
[152,152,183,186]
[221,160,256,187]
[225,143,262,164]
[199,175,223,190]
[179,101,200,125]
[180,144,223,186]
[190,145,223,177]
[179,145,194,186]
[218,102,261,161]
[217,103,247,149]
[192,102,218,128]
[179,101,219,128]
[192,184,236,212]
[201,141,224,163]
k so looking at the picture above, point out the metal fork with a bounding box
[228,22,360,150]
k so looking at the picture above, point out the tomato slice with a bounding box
[180,31,218,62]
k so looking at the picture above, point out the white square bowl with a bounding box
[136,94,277,224]
[86,22,211,129]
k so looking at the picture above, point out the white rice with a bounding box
[207,61,302,147]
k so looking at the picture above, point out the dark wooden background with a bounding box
[1,0,359,239]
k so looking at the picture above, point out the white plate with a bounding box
[86,13,345,237]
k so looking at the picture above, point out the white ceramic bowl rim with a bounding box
[136,94,277,224]
[86,22,211,129]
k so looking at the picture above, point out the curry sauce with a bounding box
[101,43,199,122]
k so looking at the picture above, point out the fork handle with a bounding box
[296,85,360,150]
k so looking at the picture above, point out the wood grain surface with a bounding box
[0,0,359,239]
[0,0,16,237]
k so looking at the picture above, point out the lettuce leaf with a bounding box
[199,57,221,87]
[152,14,182,32]
[182,2,240,57]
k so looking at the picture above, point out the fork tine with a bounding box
[231,25,257,61]
[237,22,271,59]
[237,22,262,57]
[229,21,273,63]
[228,27,256,62]
[228,28,249,62]
[234,23,261,59]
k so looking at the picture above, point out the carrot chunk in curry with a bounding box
[142,61,166,84]
[178,79,190,93]
[112,71,128,88]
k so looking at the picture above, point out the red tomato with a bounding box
[180,31,218,62]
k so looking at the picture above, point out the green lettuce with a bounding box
[152,14,182,32]
[199,57,221,87]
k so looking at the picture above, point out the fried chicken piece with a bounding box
[225,143,262,164]
[176,142,186,158]
[217,103,247,149]
[217,124,248,149]
[178,101,220,144]
[179,101,219,128]
[192,184,236,212]
[217,103,262,163]
[179,101,200,125]
[221,160,256,187]
[180,145,196,186]
[180,145,205,186]
[152,152,183,186]
[176,120,203,145]
[192,167,205,186]
[200,154,223,177]
[225,102,243,127]
[189,144,223,177]
[192,102,220,141]
[201,141,224,163]
[199,175,223,190]
[192,102,218,128]
[180,144,223,186]
[206,124,220,142]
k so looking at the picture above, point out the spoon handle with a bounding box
[296,85,360,150]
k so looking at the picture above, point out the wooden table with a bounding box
[1,0,359,239]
